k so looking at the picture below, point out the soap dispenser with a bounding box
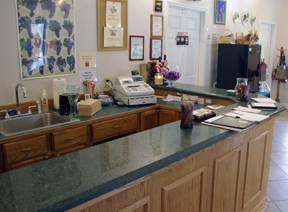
[42,89,49,113]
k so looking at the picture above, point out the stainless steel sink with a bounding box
[0,112,79,136]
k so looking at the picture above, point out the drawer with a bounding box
[91,114,138,142]
[3,135,48,165]
[52,126,88,151]
[53,144,87,158]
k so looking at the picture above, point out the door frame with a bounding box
[258,19,277,95]
[164,1,208,86]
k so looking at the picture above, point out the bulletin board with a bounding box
[97,0,128,51]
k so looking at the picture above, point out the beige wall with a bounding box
[0,0,284,106]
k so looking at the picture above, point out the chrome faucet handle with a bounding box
[28,105,37,114]
[0,110,10,119]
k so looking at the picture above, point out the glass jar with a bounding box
[234,78,249,101]
[180,101,194,129]
[154,73,163,85]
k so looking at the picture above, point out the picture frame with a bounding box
[215,0,227,25]
[150,38,162,60]
[129,36,144,61]
[151,14,163,37]
[154,0,163,12]
[97,0,128,51]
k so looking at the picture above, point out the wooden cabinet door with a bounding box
[159,109,179,126]
[67,179,150,212]
[141,109,158,131]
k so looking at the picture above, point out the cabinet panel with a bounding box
[52,126,88,151]
[5,154,50,171]
[211,146,242,212]
[159,109,178,126]
[3,135,48,165]
[162,166,205,212]
[53,144,87,158]
[242,131,269,210]
[91,114,138,142]
[141,109,158,131]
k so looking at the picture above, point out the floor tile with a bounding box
[272,141,288,152]
[267,195,272,202]
[275,200,288,212]
[268,161,288,180]
[278,165,288,175]
[271,152,288,165]
[267,180,288,201]
[264,201,281,212]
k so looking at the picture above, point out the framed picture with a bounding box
[151,14,163,37]
[150,38,162,60]
[129,36,144,61]
[215,0,227,25]
[154,0,163,12]
[16,0,76,79]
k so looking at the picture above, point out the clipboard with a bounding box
[250,102,277,110]
[202,115,256,131]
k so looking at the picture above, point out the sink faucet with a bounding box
[15,83,27,115]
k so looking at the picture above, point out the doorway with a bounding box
[258,20,276,96]
[165,2,207,86]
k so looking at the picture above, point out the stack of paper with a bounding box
[250,98,277,103]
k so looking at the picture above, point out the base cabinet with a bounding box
[69,117,275,212]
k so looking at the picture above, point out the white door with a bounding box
[166,6,200,85]
[258,23,274,89]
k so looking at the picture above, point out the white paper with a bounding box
[79,69,97,82]
[233,106,261,113]
[204,115,224,123]
[250,98,277,103]
[104,27,124,47]
[106,1,121,27]
[78,53,96,68]
[130,37,144,59]
[224,111,269,122]
[152,16,163,36]
[151,39,162,59]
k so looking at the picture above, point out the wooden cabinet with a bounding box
[141,109,158,131]
[91,114,139,143]
[52,125,89,151]
[159,108,180,126]
[2,135,50,171]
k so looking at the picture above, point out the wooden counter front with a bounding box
[69,116,276,212]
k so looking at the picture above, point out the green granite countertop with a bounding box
[0,84,285,212]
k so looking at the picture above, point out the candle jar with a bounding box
[154,73,163,85]
[180,101,194,129]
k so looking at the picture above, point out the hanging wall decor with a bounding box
[16,0,75,79]
[215,0,227,25]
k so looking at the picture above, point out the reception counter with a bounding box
[0,84,285,212]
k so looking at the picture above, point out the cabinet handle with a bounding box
[113,125,122,128]
[21,147,33,152]
[56,154,60,157]
[157,110,159,113]
[45,156,49,160]
[66,136,77,140]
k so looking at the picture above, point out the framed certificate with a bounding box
[151,14,163,37]
[129,36,144,61]
[150,38,162,60]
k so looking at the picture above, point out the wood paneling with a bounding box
[141,109,158,131]
[211,146,242,212]
[242,131,268,210]
[3,135,48,165]
[162,166,205,212]
[154,88,235,106]
[159,109,178,126]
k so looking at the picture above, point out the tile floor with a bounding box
[264,109,288,212]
